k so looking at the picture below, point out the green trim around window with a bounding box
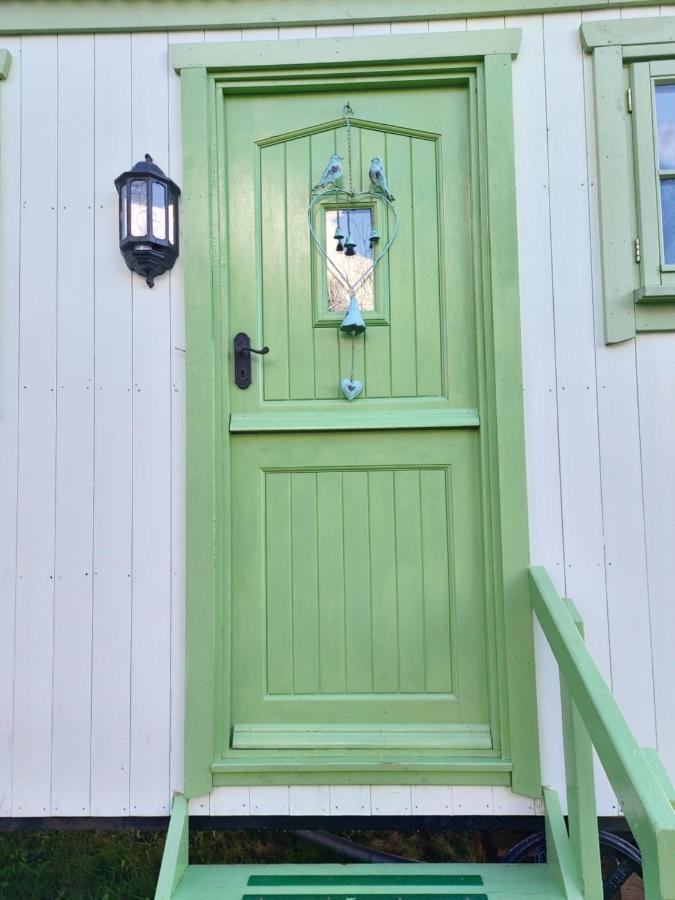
[0,49,11,80]
[582,16,675,342]
[175,30,540,800]
[581,17,675,52]
[0,0,671,36]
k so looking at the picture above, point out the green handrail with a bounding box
[530,566,675,900]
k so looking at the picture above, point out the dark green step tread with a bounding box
[171,864,565,900]
[248,876,483,886]
[243,895,488,900]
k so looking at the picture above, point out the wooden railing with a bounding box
[530,566,675,900]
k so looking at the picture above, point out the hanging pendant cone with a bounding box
[344,233,356,257]
[339,295,366,335]
[334,225,345,241]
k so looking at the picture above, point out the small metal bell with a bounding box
[344,233,356,257]
[334,225,345,241]
[368,227,380,248]
[339,295,366,335]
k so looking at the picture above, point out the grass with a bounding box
[0,828,487,900]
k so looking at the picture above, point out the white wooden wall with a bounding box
[0,9,673,818]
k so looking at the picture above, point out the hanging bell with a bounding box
[339,295,366,335]
[333,225,345,241]
[368,227,380,248]
[344,233,356,257]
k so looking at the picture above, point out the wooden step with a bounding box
[169,863,566,900]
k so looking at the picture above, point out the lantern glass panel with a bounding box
[152,181,166,240]
[120,189,128,240]
[168,198,176,245]
[130,180,148,237]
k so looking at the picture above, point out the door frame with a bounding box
[171,28,540,799]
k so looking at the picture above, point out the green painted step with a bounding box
[169,864,566,899]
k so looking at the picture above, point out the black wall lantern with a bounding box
[114,154,180,287]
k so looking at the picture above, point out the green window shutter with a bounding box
[582,16,675,341]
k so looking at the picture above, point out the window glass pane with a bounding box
[660,178,675,263]
[152,181,166,240]
[655,83,675,169]
[325,207,375,312]
[129,180,147,237]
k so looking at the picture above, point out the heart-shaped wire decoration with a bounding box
[307,187,399,302]
[340,377,364,400]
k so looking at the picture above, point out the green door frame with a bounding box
[171,29,540,800]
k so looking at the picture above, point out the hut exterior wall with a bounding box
[0,9,671,818]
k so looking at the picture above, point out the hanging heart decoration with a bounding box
[307,188,398,301]
[340,378,364,401]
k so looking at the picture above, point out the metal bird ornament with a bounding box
[369,157,395,201]
[314,154,343,192]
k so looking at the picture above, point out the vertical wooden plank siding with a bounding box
[508,11,567,805]
[0,38,19,818]
[544,11,611,682]
[582,10,656,751]
[51,34,96,816]
[11,35,58,817]
[90,32,134,816]
[0,14,671,817]
[542,12,616,813]
[129,30,172,817]
[636,334,675,781]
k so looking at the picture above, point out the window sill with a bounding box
[634,284,675,302]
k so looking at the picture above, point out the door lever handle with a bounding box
[234,332,269,389]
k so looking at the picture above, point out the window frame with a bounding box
[582,17,675,342]
[632,61,675,297]
[313,196,391,328]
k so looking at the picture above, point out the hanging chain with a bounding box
[343,103,354,196]
[343,103,354,241]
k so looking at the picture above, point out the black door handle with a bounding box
[234,332,269,389]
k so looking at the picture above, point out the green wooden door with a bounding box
[225,85,494,760]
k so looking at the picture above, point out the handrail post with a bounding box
[560,599,603,900]
[155,793,189,899]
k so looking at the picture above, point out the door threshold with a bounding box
[232,723,493,751]
[211,755,512,786]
